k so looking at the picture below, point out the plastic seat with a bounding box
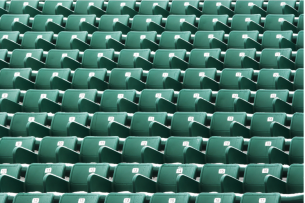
[0,31,19,47]
[273,89,303,113]
[278,49,303,70]
[0,68,32,89]
[12,193,54,203]
[0,90,21,113]
[104,193,145,203]
[0,14,30,31]
[268,137,303,164]
[275,68,303,90]
[59,193,101,203]
[280,30,303,50]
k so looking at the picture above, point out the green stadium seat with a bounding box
[0,68,32,89]
[0,164,21,179]
[280,30,303,50]
[104,193,145,203]
[270,112,304,138]
[23,0,73,16]
[273,89,303,113]
[0,0,39,15]
[278,49,303,70]
[133,164,197,192]
[268,137,303,164]
[0,14,30,31]
[186,0,231,16]
[88,0,137,16]
[275,68,303,90]
[59,193,100,203]
[240,193,280,203]
[0,31,20,48]
[0,90,21,113]
[219,0,264,15]
[55,0,103,17]
[195,193,237,203]
[13,193,54,203]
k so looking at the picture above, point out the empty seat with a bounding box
[0,68,32,89]
[273,89,303,113]
[248,14,295,32]
[0,14,30,31]
[280,30,303,50]
[275,68,303,90]
[278,49,303,70]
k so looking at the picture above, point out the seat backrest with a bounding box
[224,48,256,68]
[91,32,122,49]
[131,15,162,31]
[0,89,20,103]
[80,136,120,162]
[59,193,100,203]
[206,137,244,163]
[38,136,78,163]
[294,68,303,90]
[46,49,79,68]
[264,14,295,30]
[198,15,228,31]
[257,69,291,89]
[176,89,212,112]
[255,90,289,112]
[267,0,296,14]
[240,193,280,203]
[21,32,53,49]
[188,49,221,68]
[0,137,35,163]
[10,49,43,68]
[10,113,48,137]
[36,68,71,89]
[138,89,174,112]
[243,164,283,192]
[105,193,145,203]
[290,113,304,138]
[215,89,251,112]
[146,69,181,89]
[113,163,153,192]
[138,0,168,14]
[151,193,190,203]
[292,89,303,113]
[23,90,60,112]
[0,164,21,179]
[118,49,151,68]
[196,193,236,203]
[9,0,40,14]
[82,49,114,68]
[286,164,304,193]
[130,112,167,137]
[13,193,54,203]
[227,31,259,48]
[260,48,292,69]
[250,112,287,137]
[159,31,191,49]
[99,15,129,31]
[0,31,19,43]
[247,137,285,163]
[210,112,247,137]
[100,90,137,112]
[90,112,128,136]
[62,89,97,112]
[65,15,96,31]
[193,31,225,49]
[170,0,199,14]
[199,164,240,192]
[262,31,293,49]
[289,137,304,164]
[125,31,157,48]
[0,68,32,89]
[122,136,161,162]
[106,0,136,14]
[183,68,218,89]
[72,68,107,89]
[109,68,143,89]
[220,68,254,89]
[25,163,66,192]
[165,15,196,31]
[0,14,29,31]
[56,31,87,49]
[42,0,73,15]
[164,136,203,163]
[171,112,207,137]
[234,0,264,14]
[69,163,110,192]
[153,49,186,69]
[202,0,231,14]
[157,164,197,192]
[231,14,261,30]
[32,15,64,31]
[50,112,89,136]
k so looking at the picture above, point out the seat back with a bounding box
[254,90,289,112]
[59,193,100,203]
[220,68,254,89]
[125,31,157,48]
[292,89,304,113]
[196,193,236,203]
[294,68,303,90]
[65,15,96,31]
[22,32,53,49]
[13,193,54,203]
[193,31,225,49]
[198,15,228,31]
[0,89,20,103]
[0,68,31,89]
[23,90,60,112]
[118,49,150,68]
[262,31,293,49]
[231,14,261,30]
[289,137,304,164]
[106,0,136,14]
[287,164,304,193]
[105,193,145,203]
[36,68,71,89]
[42,0,73,15]
[72,68,107,89]
[10,49,43,68]
[9,0,40,14]
[188,49,221,68]
[90,32,122,49]
[257,69,291,89]
[240,193,280,203]
[139,89,174,112]
[0,14,29,31]
[146,69,181,89]
[224,48,256,68]
[62,89,97,112]
[153,49,186,69]
[32,15,64,31]
[131,15,162,31]
[159,31,191,49]
[183,68,217,89]
[56,31,87,49]
[264,14,295,30]
[267,0,296,14]
[0,31,19,43]
[46,49,79,68]
[109,68,143,89]
[99,15,129,31]
[101,90,137,112]
[0,164,21,179]
[176,89,212,112]
[215,89,251,112]
[82,49,114,68]
[260,49,292,69]
[165,15,196,31]
[227,31,259,48]
[74,0,103,14]
[290,113,304,138]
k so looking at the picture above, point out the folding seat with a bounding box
[87,163,153,193]
[0,0,39,15]
[104,193,145,203]
[79,90,137,113]
[25,49,79,70]
[243,49,293,69]
[56,0,104,17]
[0,31,19,46]
[59,194,101,203]
[176,31,225,51]
[278,49,303,70]
[136,49,186,69]
[0,112,48,137]
[0,68,32,89]
[194,193,237,203]
[240,193,281,203]
[133,164,197,192]
[127,69,181,91]
[141,31,191,51]
[0,14,30,31]
[14,136,77,163]
[251,0,297,16]
[0,164,22,180]
[221,164,283,193]
[265,164,304,193]
[268,137,303,164]
[88,0,137,16]
[12,194,54,203]
[155,0,200,16]
[218,0,264,15]
[275,68,303,90]
[36,31,88,51]
[226,137,285,164]
[238,69,292,90]
[0,89,21,113]
[27,112,89,138]
[273,89,303,113]
[0,163,66,192]
[107,31,157,51]
[186,0,232,17]
[270,112,303,138]
[176,164,240,193]
[281,13,304,32]
[280,30,304,50]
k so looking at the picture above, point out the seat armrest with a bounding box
[214,20,231,34]
[205,56,224,70]
[176,174,200,193]
[88,76,108,90]
[78,98,100,113]
[153,4,169,17]
[141,146,164,164]
[126,76,145,91]
[155,97,176,113]
[87,173,112,192]
[200,76,219,91]
[183,146,205,164]
[185,4,201,17]
[282,4,298,16]
[149,121,170,138]
[26,121,50,137]
[281,20,297,33]
[0,125,9,138]
[98,56,117,70]
[209,38,227,51]
[61,56,81,69]
[133,174,156,193]
[270,121,290,138]
[264,174,287,193]
[98,146,122,163]
[272,98,292,114]
[189,121,210,138]
[55,146,79,163]
[140,38,159,52]
[241,55,260,69]
[13,76,35,90]
[175,37,193,51]
[195,98,215,113]
[238,76,257,91]
[0,98,22,113]
[275,76,293,91]
[117,98,138,113]
[134,56,153,70]
[0,175,24,193]
[50,76,71,91]
[113,21,131,34]
[23,4,42,17]
[24,56,45,70]
[217,5,234,17]
[87,5,105,17]
[0,38,21,51]
[180,21,197,34]
[35,38,55,51]
[79,21,98,34]
[45,21,65,34]
[230,121,250,138]
[43,173,69,193]
[121,5,138,17]
[268,147,289,165]
[279,37,296,51]
[220,174,244,193]
[12,147,37,164]
[67,121,90,138]
[55,4,73,17]
[250,4,267,17]
[106,38,125,52]
[225,146,247,164]
[277,55,295,69]
[163,77,182,91]
[108,121,130,138]
[233,98,254,113]
[38,98,61,113]
[170,56,188,70]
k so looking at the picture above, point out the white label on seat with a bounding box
[113,18,119,22]
[148,117,154,121]
[280,2,286,6]
[78,198,85,203]
[162,73,168,77]
[99,141,106,145]
[98,53,103,57]
[242,34,248,38]
[47,18,53,22]
[57,3,62,5]
[89,72,95,77]
[216,2,221,6]
[146,18,152,23]
[169,198,176,203]
[140,35,146,39]
[239,52,245,57]
[108,117,114,122]
[62,53,68,57]
[153,3,158,6]
[248,2,254,6]
[212,18,218,22]
[273,73,279,77]
[276,34,283,38]
[176,167,183,173]
[40,94,46,98]
[0,169,7,174]
[259,198,266,203]
[1,93,7,98]
[80,18,86,22]
[132,168,139,173]
[69,117,75,122]
[232,94,238,98]
[79,93,85,98]
[106,35,111,39]
[169,53,175,57]
[23,2,28,6]
[174,35,180,39]
[180,18,185,22]
[133,53,139,57]
[26,53,32,57]
[218,169,225,174]
[141,141,147,146]
[155,93,162,98]
[183,141,189,146]
[245,18,251,22]
[2,35,8,39]
[208,34,214,38]
[184,2,189,6]
[236,72,242,77]
[120,2,125,6]
[118,94,124,98]
[265,141,272,146]
[214,198,221,203]
[57,141,64,146]
[37,35,42,39]
[275,52,281,56]
[72,35,77,39]
[262,168,269,173]
[89,167,96,173]
[267,117,274,122]
[124,198,130,203]
[224,141,230,146]
[45,168,52,173]
[188,116,194,121]
[89,2,94,6]
[14,72,20,77]
[52,72,58,77]
[15,141,22,147]
[14,18,19,22]
[202,53,210,58]
[270,94,276,98]
[125,72,131,77]
[278,18,284,22]
[193,93,199,98]
[32,198,39,203]
[227,116,234,121]
[199,72,205,76]
[28,117,35,122]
